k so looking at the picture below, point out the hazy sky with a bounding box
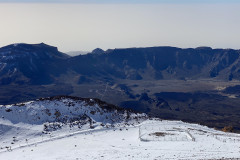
[0,1,240,52]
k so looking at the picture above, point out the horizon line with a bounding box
[1,42,239,52]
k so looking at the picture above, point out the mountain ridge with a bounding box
[1,43,240,85]
[69,45,240,81]
[0,43,70,85]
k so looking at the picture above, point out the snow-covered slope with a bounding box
[0,96,145,125]
[0,96,147,151]
[0,96,240,160]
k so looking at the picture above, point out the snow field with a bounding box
[1,120,240,160]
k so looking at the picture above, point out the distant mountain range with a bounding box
[66,51,89,56]
[1,43,240,86]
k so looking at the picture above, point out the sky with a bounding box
[0,1,240,53]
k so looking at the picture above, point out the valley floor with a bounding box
[0,120,240,160]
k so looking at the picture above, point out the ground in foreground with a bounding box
[0,120,240,160]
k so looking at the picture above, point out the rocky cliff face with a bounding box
[69,46,240,82]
